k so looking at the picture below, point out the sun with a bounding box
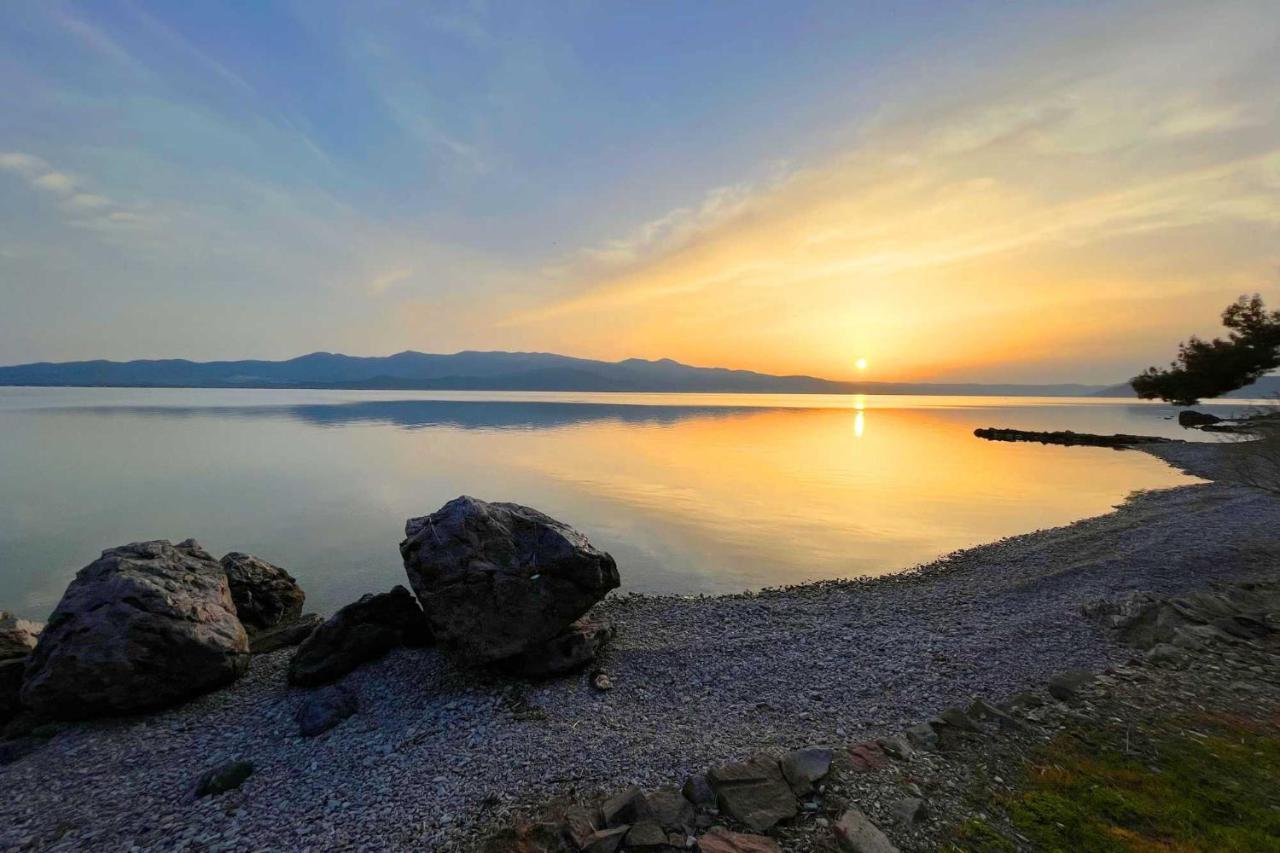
[855,357,868,371]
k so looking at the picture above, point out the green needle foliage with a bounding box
[1131,294,1280,406]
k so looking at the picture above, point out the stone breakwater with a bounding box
[0,447,1277,850]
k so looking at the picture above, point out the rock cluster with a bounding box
[400,496,620,668]
[0,612,41,661]
[20,540,250,719]
[974,427,1181,447]
[1083,579,1279,655]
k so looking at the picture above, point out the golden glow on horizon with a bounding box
[473,5,1280,385]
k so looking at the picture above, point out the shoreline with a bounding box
[2,445,1279,850]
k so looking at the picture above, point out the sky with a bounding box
[1,0,1277,383]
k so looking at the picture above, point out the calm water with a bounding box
[0,388,1252,620]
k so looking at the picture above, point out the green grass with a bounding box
[948,707,1280,852]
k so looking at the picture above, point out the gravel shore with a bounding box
[2,445,1279,851]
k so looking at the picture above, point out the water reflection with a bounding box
[0,389,1208,617]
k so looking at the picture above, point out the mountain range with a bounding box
[0,350,1277,398]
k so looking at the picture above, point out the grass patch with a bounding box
[951,707,1280,851]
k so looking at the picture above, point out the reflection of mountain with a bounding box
[56,398,765,430]
[0,349,1112,396]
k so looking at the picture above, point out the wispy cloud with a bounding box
[0,150,157,235]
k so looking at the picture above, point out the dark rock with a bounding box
[563,804,599,848]
[848,741,889,772]
[500,617,614,678]
[250,613,322,654]
[935,706,981,732]
[0,612,41,660]
[876,734,913,760]
[400,496,619,663]
[195,760,253,797]
[681,772,716,809]
[708,754,797,832]
[1144,643,1188,668]
[904,722,938,752]
[624,821,667,848]
[287,586,429,687]
[0,658,24,721]
[296,684,357,737]
[580,826,628,853]
[1178,410,1222,427]
[20,540,249,719]
[601,785,652,828]
[834,808,899,852]
[780,746,832,794]
[220,552,306,631]
[697,826,781,853]
[1048,669,1096,701]
[647,787,695,833]
[891,797,927,826]
[966,698,1029,732]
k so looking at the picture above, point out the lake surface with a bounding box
[0,388,1253,620]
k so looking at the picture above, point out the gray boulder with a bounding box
[21,540,249,719]
[287,586,429,687]
[400,496,620,663]
[220,552,305,631]
[499,617,614,678]
[834,807,899,852]
[708,754,797,832]
[296,684,357,737]
[195,760,253,797]
[0,612,41,660]
[249,612,322,655]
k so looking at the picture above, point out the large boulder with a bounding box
[219,552,305,631]
[287,586,429,687]
[0,659,23,721]
[20,540,249,719]
[400,496,620,663]
[499,617,614,678]
[0,612,41,660]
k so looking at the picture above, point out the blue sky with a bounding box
[2,1,1277,382]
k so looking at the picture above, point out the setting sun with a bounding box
[855,358,869,371]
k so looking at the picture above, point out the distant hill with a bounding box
[0,349,1118,396]
[1092,375,1280,400]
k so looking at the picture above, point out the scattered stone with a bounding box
[966,697,1028,732]
[1047,669,1096,701]
[681,773,716,809]
[220,552,306,631]
[876,734,913,760]
[295,684,357,737]
[935,706,981,732]
[708,754,797,832]
[904,722,938,752]
[600,786,652,828]
[624,820,667,848]
[399,496,620,663]
[1145,643,1189,668]
[0,612,41,660]
[194,760,253,797]
[848,741,889,772]
[592,671,614,692]
[890,796,927,826]
[834,807,899,853]
[500,617,615,678]
[563,804,599,849]
[647,788,695,833]
[579,826,628,853]
[249,613,322,654]
[780,746,832,794]
[287,586,430,687]
[697,826,782,853]
[20,540,249,719]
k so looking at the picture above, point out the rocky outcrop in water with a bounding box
[1177,410,1222,427]
[20,540,249,719]
[400,496,620,663]
[220,552,306,632]
[287,586,430,687]
[974,427,1182,447]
